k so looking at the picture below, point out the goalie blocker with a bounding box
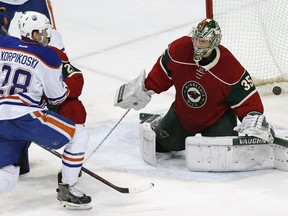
[139,113,288,171]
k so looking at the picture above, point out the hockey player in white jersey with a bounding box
[0,11,92,209]
[0,0,73,175]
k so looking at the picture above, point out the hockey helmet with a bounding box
[191,18,222,62]
[18,11,51,43]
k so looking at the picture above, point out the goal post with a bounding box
[205,0,213,19]
[205,0,288,95]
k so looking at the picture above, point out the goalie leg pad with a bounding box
[139,122,157,166]
[139,114,162,166]
[185,136,275,172]
[272,136,288,171]
[274,144,288,171]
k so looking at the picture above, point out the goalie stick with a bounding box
[232,135,288,147]
[38,144,154,193]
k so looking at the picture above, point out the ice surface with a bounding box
[1,0,288,215]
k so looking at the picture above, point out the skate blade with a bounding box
[59,200,92,210]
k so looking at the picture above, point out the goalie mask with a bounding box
[18,11,51,46]
[191,18,222,62]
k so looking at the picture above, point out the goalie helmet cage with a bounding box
[205,0,288,95]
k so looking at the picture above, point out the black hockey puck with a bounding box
[272,86,282,95]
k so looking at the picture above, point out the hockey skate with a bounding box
[56,183,92,210]
[57,171,82,184]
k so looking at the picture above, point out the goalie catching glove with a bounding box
[234,112,275,143]
[114,70,153,111]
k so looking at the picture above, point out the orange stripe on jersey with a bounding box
[46,0,57,29]
[62,154,84,162]
[0,95,18,100]
[33,111,75,138]
[1,95,30,105]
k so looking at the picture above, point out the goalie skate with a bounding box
[57,183,92,210]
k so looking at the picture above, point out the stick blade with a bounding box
[128,182,154,193]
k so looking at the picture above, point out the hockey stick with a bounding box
[84,108,131,163]
[232,135,288,147]
[38,144,154,193]
[274,136,288,147]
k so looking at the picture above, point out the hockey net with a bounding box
[206,0,288,95]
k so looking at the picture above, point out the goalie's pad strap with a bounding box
[185,136,288,172]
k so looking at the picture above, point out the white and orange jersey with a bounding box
[0,36,69,120]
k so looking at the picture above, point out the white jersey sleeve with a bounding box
[40,61,69,105]
[48,29,66,53]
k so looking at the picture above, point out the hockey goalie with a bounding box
[114,18,288,172]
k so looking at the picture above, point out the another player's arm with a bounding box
[49,46,83,98]
[62,62,84,98]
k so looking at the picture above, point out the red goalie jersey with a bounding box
[50,47,87,124]
[145,36,263,133]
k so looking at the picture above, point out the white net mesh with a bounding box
[211,0,288,95]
